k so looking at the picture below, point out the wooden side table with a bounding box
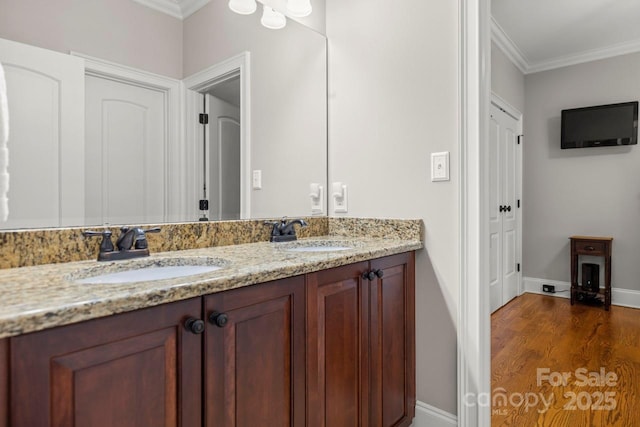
[569,236,613,310]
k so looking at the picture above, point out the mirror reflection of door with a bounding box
[203,76,241,221]
[85,75,167,226]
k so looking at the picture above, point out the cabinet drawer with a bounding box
[574,240,606,255]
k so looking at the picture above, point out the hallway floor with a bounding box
[491,293,640,426]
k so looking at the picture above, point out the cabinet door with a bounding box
[204,276,305,427]
[370,253,416,427]
[10,298,202,427]
[0,339,7,427]
[306,261,370,427]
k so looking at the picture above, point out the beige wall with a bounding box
[0,0,183,79]
[184,0,327,218]
[524,52,640,290]
[326,0,459,415]
[491,42,525,113]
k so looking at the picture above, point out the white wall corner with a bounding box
[522,277,640,309]
[490,16,529,74]
[413,401,457,427]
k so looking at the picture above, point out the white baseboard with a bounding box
[412,401,457,427]
[522,277,640,309]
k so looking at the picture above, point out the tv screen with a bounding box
[561,101,638,149]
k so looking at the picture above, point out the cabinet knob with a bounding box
[185,318,205,334]
[362,271,376,281]
[209,311,229,328]
[374,269,384,278]
[506,205,512,212]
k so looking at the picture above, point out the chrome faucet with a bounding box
[83,227,161,261]
[265,218,308,242]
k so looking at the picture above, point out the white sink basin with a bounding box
[285,245,352,253]
[72,256,228,284]
[76,265,223,284]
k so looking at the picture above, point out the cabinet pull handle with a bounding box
[185,318,205,334]
[374,269,384,278]
[209,311,229,328]
[362,271,376,281]
[585,246,595,251]
[499,205,505,212]
[506,205,511,212]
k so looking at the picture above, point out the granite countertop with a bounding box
[0,236,422,339]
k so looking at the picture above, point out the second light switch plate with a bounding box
[431,152,450,182]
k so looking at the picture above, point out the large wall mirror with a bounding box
[0,0,327,230]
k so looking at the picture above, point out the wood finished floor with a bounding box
[492,294,640,426]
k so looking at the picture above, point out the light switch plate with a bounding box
[431,152,450,182]
[332,182,348,213]
[252,170,262,189]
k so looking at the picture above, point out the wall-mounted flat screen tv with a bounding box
[561,101,638,149]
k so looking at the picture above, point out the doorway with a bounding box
[183,52,250,222]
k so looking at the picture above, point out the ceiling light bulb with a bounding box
[228,0,257,15]
[286,0,312,17]
[261,5,286,30]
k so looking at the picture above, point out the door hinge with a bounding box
[517,263,521,272]
[517,199,520,208]
[517,135,523,145]
[199,113,209,125]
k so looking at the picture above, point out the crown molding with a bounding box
[491,15,640,75]
[490,16,529,74]
[527,37,640,74]
[131,0,210,20]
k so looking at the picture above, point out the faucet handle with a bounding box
[142,227,161,234]
[83,230,114,253]
[264,220,283,236]
[134,227,161,249]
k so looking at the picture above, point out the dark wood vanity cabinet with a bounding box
[9,298,203,427]
[306,252,416,427]
[203,276,306,427]
[0,339,7,427]
[2,252,415,427]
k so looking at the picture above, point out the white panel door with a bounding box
[489,103,521,313]
[206,94,240,221]
[85,75,166,225]
[0,38,85,229]
[489,113,502,312]
[218,117,241,220]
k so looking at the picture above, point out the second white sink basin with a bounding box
[76,265,223,284]
[285,245,352,253]
[277,240,356,253]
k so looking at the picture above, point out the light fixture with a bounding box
[228,0,257,15]
[286,0,312,18]
[261,5,286,30]
[228,0,312,30]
